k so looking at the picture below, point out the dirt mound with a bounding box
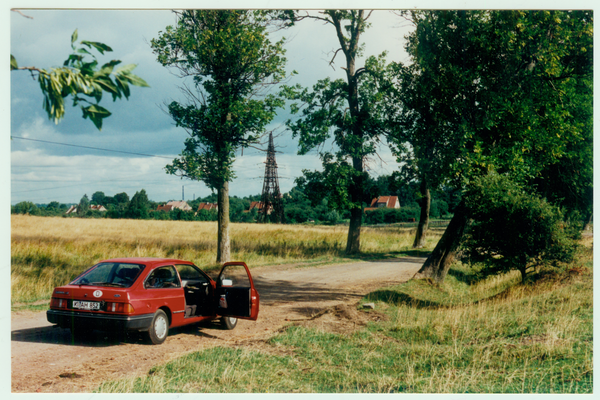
[293,303,388,335]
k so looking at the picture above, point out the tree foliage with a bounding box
[12,29,149,130]
[77,194,90,217]
[283,11,394,254]
[151,10,289,263]
[403,10,593,282]
[126,189,150,219]
[152,10,288,190]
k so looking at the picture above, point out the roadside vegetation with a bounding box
[96,235,592,393]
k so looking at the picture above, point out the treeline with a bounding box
[11,175,459,225]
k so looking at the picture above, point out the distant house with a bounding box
[364,196,400,212]
[65,204,107,214]
[246,201,272,215]
[157,200,192,212]
[197,202,218,212]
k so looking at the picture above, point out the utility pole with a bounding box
[258,132,284,223]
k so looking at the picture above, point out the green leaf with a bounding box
[71,29,78,46]
[96,60,121,77]
[114,75,131,99]
[81,40,113,55]
[94,76,120,99]
[76,48,92,56]
[114,63,137,74]
[82,104,111,130]
[10,54,18,70]
[118,71,150,88]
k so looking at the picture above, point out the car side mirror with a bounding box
[221,279,233,286]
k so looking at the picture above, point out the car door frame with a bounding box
[215,261,260,321]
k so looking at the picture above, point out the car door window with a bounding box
[145,266,181,289]
[218,264,250,288]
[176,264,209,286]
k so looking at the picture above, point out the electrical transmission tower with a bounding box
[258,132,284,223]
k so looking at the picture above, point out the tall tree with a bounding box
[284,10,393,254]
[12,28,148,130]
[77,194,90,217]
[386,20,464,248]
[151,10,288,263]
[396,10,593,282]
[126,189,150,219]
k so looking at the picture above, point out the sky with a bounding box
[9,5,415,206]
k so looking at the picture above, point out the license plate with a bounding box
[72,300,100,310]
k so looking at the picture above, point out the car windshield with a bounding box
[71,262,145,288]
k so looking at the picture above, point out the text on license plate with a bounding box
[72,300,100,310]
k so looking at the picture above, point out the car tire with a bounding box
[220,316,238,330]
[148,309,169,345]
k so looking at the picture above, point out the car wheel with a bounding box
[220,316,238,330]
[148,309,169,345]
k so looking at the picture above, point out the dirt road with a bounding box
[11,257,424,393]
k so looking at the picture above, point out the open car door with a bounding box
[215,261,259,320]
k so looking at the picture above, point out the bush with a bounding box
[431,199,449,219]
[12,201,40,215]
[364,206,420,225]
[461,172,578,282]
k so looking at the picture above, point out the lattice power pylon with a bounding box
[258,132,284,223]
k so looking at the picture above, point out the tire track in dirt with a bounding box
[11,257,424,393]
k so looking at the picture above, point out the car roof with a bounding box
[99,257,193,266]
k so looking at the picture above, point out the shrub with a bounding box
[461,172,577,283]
[364,206,420,225]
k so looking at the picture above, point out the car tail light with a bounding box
[106,302,134,313]
[50,297,68,309]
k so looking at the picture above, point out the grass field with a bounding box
[11,215,593,393]
[11,215,438,307]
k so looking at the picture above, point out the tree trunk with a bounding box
[583,212,593,231]
[412,200,469,283]
[346,206,363,254]
[216,181,231,264]
[413,180,431,248]
[345,152,364,255]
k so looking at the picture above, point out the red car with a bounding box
[47,258,260,344]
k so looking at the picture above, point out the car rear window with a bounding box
[71,262,145,288]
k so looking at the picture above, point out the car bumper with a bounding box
[47,309,155,332]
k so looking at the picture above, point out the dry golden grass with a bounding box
[11,215,434,304]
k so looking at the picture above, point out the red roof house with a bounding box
[364,196,400,212]
[247,201,272,215]
[197,202,218,212]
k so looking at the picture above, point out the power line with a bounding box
[11,136,174,160]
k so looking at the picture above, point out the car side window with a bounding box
[145,266,181,289]
[176,264,210,287]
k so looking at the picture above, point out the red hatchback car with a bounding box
[47,258,260,344]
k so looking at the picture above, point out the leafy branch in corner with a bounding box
[11,29,149,130]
